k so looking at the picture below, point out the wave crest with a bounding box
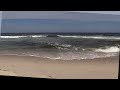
[95,46,119,53]
[0,36,27,38]
[57,35,120,40]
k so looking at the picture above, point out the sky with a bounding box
[71,11,120,15]
[1,11,120,33]
[2,11,120,20]
[0,11,2,34]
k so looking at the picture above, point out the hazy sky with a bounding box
[2,11,120,20]
[0,11,2,34]
[72,11,120,15]
[1,11,120,33]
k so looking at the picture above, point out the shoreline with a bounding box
[0,54,118,61]
[0,55,119,79]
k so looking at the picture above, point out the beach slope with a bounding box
[0,55,119,79]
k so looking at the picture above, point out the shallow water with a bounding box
[0,33,119,60]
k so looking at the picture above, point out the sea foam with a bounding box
[57,35,120,40]
[95,46,119,53]
[0,36,27,38]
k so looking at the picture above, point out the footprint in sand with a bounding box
[0,69,17,76]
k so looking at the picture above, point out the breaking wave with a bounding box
[95,46,119,53]
[0,36,27,38]
[1,35,120,40]
[31,35,47,38]
[57,35,120,40]
[0,33,120,60]
[0,35,47,38]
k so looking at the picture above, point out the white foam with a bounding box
[0,36,27,38]
[58,35,120,40]
[0,51,118,61]
[95,46,119,53]
[31,35,46,38]
[81,36,120,40]
[1,35,120,40]
[61,44,71,48]
[0,35,47,38]
[57,35,80,38]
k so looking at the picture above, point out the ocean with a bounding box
[0,33,119,60]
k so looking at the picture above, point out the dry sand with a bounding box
[0,55,119,79]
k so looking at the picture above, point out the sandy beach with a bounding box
[0,55,119,79]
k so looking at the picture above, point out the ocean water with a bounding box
[0,33,119,60]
